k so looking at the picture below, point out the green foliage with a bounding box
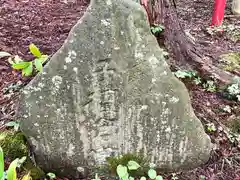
[5,122,20,132]
[0,44,48,77]
[174,70,219,92]
[151,24,164,34]
[127,161,141,170]
[7,158,19,180]
[106,153,148,177]
[174,70,196,79]
[20,172,31,180]
[29,44,42,58]
[0,146,30,180]
[222,105,232,113]
[202,80,217,92]
[114,161,163,180]
[147,169,156,179]
[174,70,201,85]
[46,172,56,180]
[97,156,164,180]
[117,165,129,180]
[0,147,4,180]
[221,76,240,102]
[199,175,206,180]
[171,173,178,180]
[226,77,240,101]
[206,123,217,133]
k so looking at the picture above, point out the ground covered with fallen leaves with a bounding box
[0,0,239,180]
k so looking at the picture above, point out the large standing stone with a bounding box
[232,0,240,15]
[18,0,212,178]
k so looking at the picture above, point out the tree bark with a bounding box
[141,0,235,84]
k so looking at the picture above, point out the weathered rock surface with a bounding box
[232,0,240,15]
[18,0,213,178]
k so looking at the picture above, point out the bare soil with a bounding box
[0,0,239,180]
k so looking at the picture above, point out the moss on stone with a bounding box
[220,52,240,72]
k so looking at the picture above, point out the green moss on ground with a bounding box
[220,52,240,72]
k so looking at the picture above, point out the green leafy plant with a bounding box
[174,70,196,79]
[106,153,148,177]
[0,147,4,180]
[226,76,240,101]
[203,80,217,92]
[46,172,56,180]
[171,173,178,180]
[222,105,232,113]
[199,175,206,180]
[0,146,30,180]
[174,70,201,85]
[115,161,163,180]
[206,123,217,132]
[95,160,163,180]
[0,44,48,77]
[151,24,165,34]
[5,122,20,132]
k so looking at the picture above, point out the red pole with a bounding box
[211,0,226,27]
[140,0,153,25]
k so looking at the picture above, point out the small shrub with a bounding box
[206,123,217,132]
[221,76,240,101]
[151,24,164,34]
[46,172,56,180]
[202,80,217,92]
[0,44,48,77]
[106,153,148,177]
[174,70,201,85]
[0,146,31,180]
[106,160,163,180]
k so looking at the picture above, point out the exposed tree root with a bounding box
[141,0,236,84]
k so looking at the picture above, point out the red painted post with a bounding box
[211,0,226,27]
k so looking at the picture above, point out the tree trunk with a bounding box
[141,0,235,84]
